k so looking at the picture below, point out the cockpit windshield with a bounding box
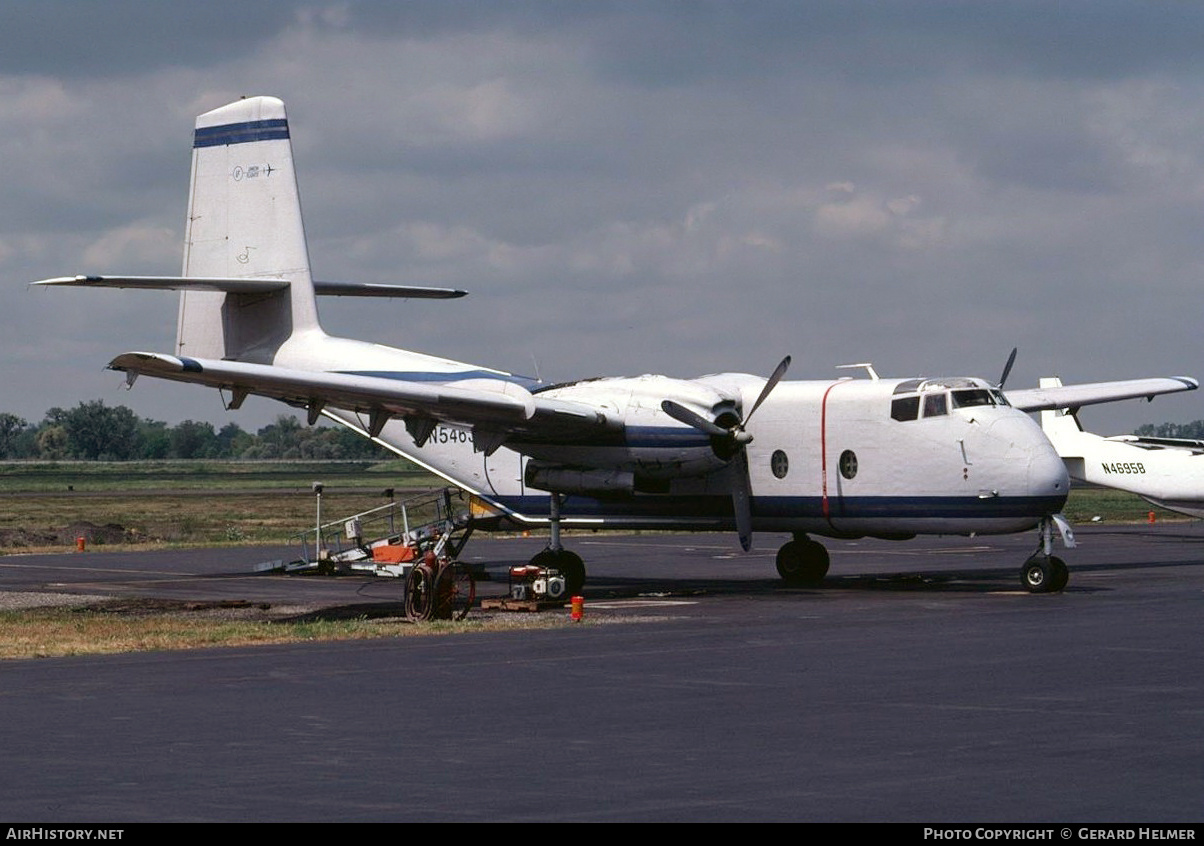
[951,389,995,409]
[890,378,1009,422]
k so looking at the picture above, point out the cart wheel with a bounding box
[434,562,476,621]
[405,564,436,621]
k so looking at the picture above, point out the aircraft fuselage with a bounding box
[313,341,1069,541]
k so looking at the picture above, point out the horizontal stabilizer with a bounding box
[312,281,466,299]
[1008,377,1198,412]
[32,276,466,299]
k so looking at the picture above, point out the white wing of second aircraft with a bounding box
[1105,434,1204,452]
[1007,377,1198,412]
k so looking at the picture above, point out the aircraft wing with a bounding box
[1106,434,1204,453]
[108,352,620,444]
[1006,377,1198,412]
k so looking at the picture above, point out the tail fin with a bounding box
[1037,377,1084,447]
[176,96,323,363]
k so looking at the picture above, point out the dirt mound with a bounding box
[0,521,141,549]
[58,521,133,545]
[0,528,59,548]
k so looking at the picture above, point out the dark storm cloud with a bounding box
[0,2,292,76]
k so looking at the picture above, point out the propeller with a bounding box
[997,347,1018,390]
[661,355,791,552]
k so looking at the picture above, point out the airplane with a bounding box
[1039,376,1204,519]
[33,96,1199,595]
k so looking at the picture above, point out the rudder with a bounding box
[1037,377,1084,448]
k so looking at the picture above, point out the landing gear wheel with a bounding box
[434,562,476,621]
[405,564,436,620]
[776,539,830,586]
[1022,556,1068,593]
[529,548,586,596]
[1048,556,1069,592]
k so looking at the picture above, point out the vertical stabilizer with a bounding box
[1037,377,1085,449]
[176,96,322,362]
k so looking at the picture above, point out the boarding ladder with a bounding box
[286,487,474,578]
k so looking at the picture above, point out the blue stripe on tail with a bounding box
[193,118,290,148]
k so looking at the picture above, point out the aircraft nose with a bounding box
[1028,433,1069,500]
[989,414,1068,503]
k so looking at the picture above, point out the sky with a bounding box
[5,0,1204,435]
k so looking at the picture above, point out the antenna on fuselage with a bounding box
[836,362,880,381]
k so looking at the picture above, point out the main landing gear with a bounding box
[775,534,831,587]
[528,493,586,596]
[1020,515,1073,593]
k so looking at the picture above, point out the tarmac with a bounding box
[0,524,1202,822]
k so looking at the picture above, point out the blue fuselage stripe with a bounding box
[194,119,290,148]
[489,494,1067,521]
[337,370,540,390]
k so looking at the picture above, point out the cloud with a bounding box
[2,1,1204,435]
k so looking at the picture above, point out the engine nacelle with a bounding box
[525,462,635,495]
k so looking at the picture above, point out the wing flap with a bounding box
[1008,377,1198,412]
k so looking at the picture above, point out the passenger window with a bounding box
[891,396,920,422]
[922,393,948,418]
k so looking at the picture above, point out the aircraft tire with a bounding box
[529,548,587,596]
[1021,556,1065,594]
[776,540,830,586]
[1047,556,1069,593]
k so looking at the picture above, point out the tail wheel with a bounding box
[434,562,476,621]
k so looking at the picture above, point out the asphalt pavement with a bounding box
[0,525,1202,822]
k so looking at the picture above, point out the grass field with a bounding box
[0,459,1188,553]
[0,459,445,550]
[0,601,580,660]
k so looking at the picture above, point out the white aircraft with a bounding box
[34,97,1198,594]
[1039,376,1204,519]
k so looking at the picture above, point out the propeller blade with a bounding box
[998,347,1017,389]
[730,449,753,552]
[745,355,792,423]
[661,400,729,437]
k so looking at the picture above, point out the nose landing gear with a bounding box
[1021,515,1074,593]
[1021,554,1069,593]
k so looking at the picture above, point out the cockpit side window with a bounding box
[951,389,995,409]
[922,393,948,418]
[891,396,920,422]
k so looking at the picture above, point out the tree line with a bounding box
[0,401,393,461]
[1133,421,1204,440]
[5,399,1201,461]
